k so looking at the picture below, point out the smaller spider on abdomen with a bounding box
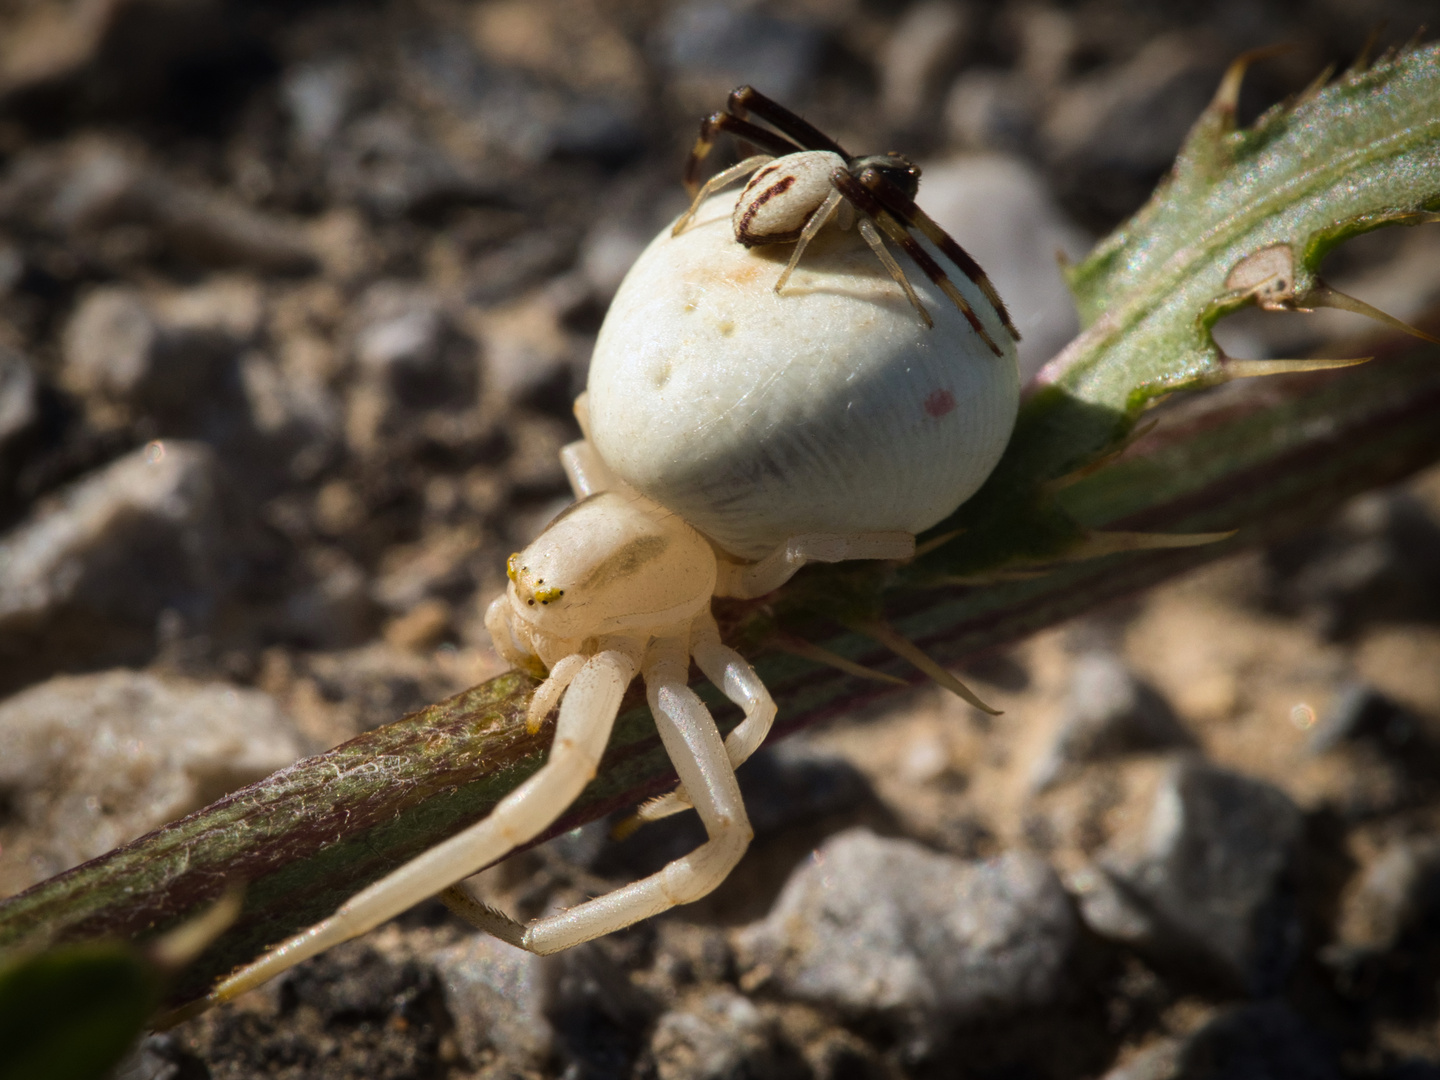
[672,85,1021,349]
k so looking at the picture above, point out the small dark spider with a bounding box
[672,85,1020,353]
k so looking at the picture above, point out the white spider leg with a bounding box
[856,216,934,328]
[671,154,774,235]
[692,611,776,769]
[560,440,617,499]
[200,644,641,1007]
[636,610,777,824]
[774,188,843,294]
[716,531,916,599]
[526,652,588,732]
[487,631,752,954]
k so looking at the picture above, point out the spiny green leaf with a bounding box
[911,42,1440,579]
[1064,43,1439,406]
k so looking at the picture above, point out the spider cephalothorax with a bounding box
[673,85,1021,349]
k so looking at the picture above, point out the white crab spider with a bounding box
[194,420,910,1004]
[190,91,1019,1013]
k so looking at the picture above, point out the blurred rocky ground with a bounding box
[0,0,1436,1077]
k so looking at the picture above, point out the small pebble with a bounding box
[1039,33,1227,225]
[650,991,781,1080]
[736,828,1075,1029]
[0,669,298,893]
[1332,835,1440,953]
[433,932,555,1067]
[661,3,824,102]
[1030,651,1192,791]
[1076,757,1303,994]
[1309,682,1416,755]
[0,441,227,685]
[1103,1002,1339,1080]
[0,346,37,452]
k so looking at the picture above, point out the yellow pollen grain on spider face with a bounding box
[534,586,564,605]
[506,553,522,582]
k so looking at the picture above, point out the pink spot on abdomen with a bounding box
[924,389,956,418]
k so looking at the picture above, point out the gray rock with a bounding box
[1333,836,1440,952]
[300,640,452,735]
[0,441,228,686]
[740,740,874,838]
[11,138,316,273]
[370,529,478,615]
[736,829,1075,1028]
[1039,33,1226,224]
[878,1,970,127]
[1102,1002,1338,1080]
[282,546,375,650]
[1266,489,1440,636]
[1105,1037,1184,1080]
[945,69,1042,155]
[1074,758,1303,994]
[1030,652,1192,791]
[62,287,163,403]
[345,282,481,456]
[354,283,450,384]
[0,346,37,452]
[282,60,360,150]
[433,933,555,1067]
[398,27,644,170]
[0,669,298,894]
[327,109,485,219]
[62,280,259,418]
[916,154,1091,380]
[545,940,658,1072]
[0,345,37,507]
[661,3,823,103]
[651,991,796,1080]
[476,280,590,412]
[1309,682,1417,755]
[580,224,648,301]
[237,350,343,482]
[108,1032,206,1080]
[142,176,316,276]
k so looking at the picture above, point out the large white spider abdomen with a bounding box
[587,193,1020,561]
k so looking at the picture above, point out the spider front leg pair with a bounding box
[452,613,755,956]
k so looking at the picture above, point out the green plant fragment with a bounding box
[910,42,1440,581]
[0,943,160,1080]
